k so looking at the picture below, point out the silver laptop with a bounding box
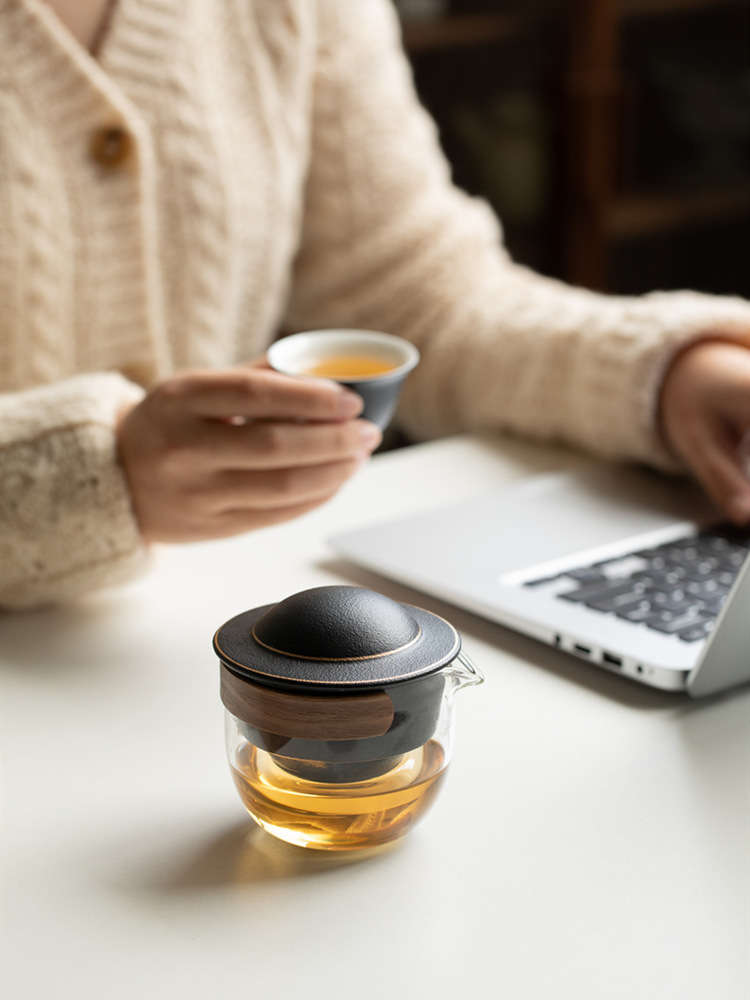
[330,463,750,697]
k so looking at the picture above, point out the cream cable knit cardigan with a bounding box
[2,0,750,609]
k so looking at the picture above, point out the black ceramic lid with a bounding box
[213,585,460,689]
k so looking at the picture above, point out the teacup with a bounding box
[267,329,420,430]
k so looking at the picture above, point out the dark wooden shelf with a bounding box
[400,0,744,53]
[401,13,533,52]
[620,0,746,17]
[399,0,750,288]
[606,184,750,238]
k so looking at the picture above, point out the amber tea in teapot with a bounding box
[229,737,446,851]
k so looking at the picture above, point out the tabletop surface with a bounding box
[3,433,749,1000]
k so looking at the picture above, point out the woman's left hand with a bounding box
[660,340,750,524]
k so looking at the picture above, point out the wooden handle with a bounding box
[220,665,395,741]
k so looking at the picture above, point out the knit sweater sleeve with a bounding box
[285,0,750,468]
[0,373,149,609]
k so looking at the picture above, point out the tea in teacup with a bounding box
[304,355,397,379]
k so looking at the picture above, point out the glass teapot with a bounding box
[214,585,483,852]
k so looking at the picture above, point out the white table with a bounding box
[3,434,749,1000]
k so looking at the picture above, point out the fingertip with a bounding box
[336,388,364,419]
[357,420,382,451]
[728,493,750,525]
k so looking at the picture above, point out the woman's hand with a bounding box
[116,366,380,542]
[660,340,750,524]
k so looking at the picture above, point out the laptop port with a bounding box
[602,652,622,669]
[573,643,591,656]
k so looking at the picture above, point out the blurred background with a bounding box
[392,0,750,297]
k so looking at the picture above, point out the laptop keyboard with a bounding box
[524,524,750,643]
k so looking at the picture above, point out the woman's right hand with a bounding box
[116,366,381,543]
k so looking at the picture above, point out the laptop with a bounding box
[329,462,750,697]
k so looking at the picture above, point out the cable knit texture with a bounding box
[2,0,750,607]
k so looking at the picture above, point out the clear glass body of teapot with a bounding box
[225,653,482,852]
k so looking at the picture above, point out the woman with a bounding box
[2,0,750,608]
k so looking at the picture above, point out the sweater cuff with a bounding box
[588,291,750,472]
[0,373,149,608]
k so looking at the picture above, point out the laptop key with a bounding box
[695,559,720,576]
[638,554,669,571]
[560,581,648,604]
[700,536,747,556]
[677,627,707,643]
[662,544,699,563]
[652,603,703,620]
[719,551,747,571]
[656,599,700,616]
[684,579,723,598]
[616,601,654,623]
[646,611,713,635]
[586,592,647,612]
[563,567,609,584]
[699,595,725,613]
[677,622,715,642]
[650,586,685,600]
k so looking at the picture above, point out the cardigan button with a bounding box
[89,126,131,169]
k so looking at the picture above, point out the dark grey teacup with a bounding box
[267,329,420,430]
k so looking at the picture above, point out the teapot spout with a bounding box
[447,650,484,692]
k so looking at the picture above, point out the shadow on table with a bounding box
[319,558,703,713]
[119,819,405,896]
[0,594,134,680]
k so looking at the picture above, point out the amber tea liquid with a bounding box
[304,355,396,378]
[231,739,446,851]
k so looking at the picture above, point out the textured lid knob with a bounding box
[253,586,419,659]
